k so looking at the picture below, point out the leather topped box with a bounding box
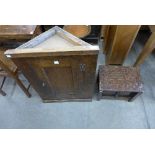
[98,65,143,101]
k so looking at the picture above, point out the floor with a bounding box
[0,31,154,129]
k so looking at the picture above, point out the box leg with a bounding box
[128,92,142,102]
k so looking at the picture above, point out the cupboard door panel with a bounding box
[70,55,98,99]
[13,59,53,100]
[43,66,76,99]
[28,57,77,100]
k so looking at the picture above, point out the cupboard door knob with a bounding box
[54,60,59,64]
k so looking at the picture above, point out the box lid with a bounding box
[5,26,99,58]
[99,65,143,92]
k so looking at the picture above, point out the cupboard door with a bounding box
[13,54,97,101]
[13,58,53,100]
[42,65,76,99]
[28,56,80,101]
[71,55,98,99]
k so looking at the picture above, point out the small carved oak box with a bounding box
[98,65,143,101]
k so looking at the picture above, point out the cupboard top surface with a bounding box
[35,34,75,48]
[5,26,99,58]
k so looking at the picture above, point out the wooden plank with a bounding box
[105,25,140,65]
[148,25,155,33]
[134,32,155,66]
[0,25,36,35]
[57,32,81,46]
[0,25,38,40]
[104,25,117,55]
[5,48,99,58]
[0,48,17,72]
[101,25,111,53]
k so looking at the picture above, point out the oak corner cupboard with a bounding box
[5,26,99,102]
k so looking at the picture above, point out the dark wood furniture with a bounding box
[5,26,99,102]
[103,25,140,65]
[134,25,155,66]
[63,25,91,38]
[0,25,42,97]
[98,65,143,101]
[0,25,42,41]
[0,48,31,97]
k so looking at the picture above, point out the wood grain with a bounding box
[0,25,40,41]
[0,48,31,97]
[63,25,91,38]
[134,32,155,66]
[103,25,140,65]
